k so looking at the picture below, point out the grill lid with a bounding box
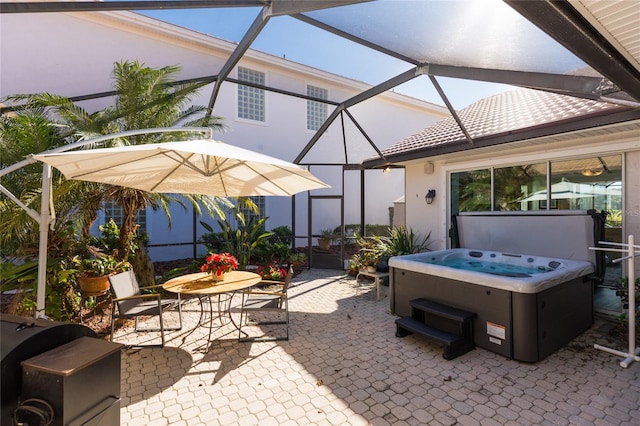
[0,314,96,423]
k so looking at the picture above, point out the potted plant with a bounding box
[288,252,307,274]
[361,250,380,273]
[75,254,132,294]
[318,229,335,251]
[348,252,364,276]
[200,252,239,281]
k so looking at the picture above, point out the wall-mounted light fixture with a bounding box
[581,168,604,177]
[425,189,436,204]
[383,166,391,174]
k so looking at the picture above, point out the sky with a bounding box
[141,6,514,110]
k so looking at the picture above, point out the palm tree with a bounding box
[0,106,92,318]
[0,107,65,256]
[13,60,228,261]
[0,107,92,256]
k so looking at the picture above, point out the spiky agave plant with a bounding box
[375,225,432,257]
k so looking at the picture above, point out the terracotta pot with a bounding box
[78,275,110,294]
[318,238,332,250]
[291,262,303,274]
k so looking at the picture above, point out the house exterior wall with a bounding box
[403,129,640,274]
[1,10,447,261]
[405,161,447,249]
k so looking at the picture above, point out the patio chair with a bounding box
[238,266,292,342]
[108,270,182,347]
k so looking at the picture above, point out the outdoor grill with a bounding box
[1,313,121,425]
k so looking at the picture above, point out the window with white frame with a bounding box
[237,67,265,122]
[307,85,328,131]
[103,201,147,233]
[237,196,266,225]
[449,154,622,220]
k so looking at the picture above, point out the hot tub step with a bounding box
[395,317,460,343]
[395,317,472,360]
[396,298,476,360]
[409,298,476,323]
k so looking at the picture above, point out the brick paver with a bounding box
[116,269,640,425]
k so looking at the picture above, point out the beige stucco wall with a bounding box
[402,128,640,261]
[404,161,447,249]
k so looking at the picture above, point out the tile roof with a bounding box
[378,88,625,159]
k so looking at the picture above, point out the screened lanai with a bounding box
[2,0,640,268]
[3,0,639,159]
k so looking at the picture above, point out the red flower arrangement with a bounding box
[257,264,288,281]
[201,252,238,279]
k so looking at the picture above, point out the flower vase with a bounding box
[211,272,226,282]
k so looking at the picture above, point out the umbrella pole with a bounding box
[35,164,53,318]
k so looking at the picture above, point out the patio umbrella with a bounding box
[33,138,329,197]
[2,128,329,317]
[520,179,617,202]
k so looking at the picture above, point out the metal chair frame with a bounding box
[108,270,182,347]
[238,266,292,342]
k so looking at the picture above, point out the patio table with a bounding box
[355,270,389,300]
[162,271,261,346]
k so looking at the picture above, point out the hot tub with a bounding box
[391,249,594,293]
[390,210,606,362]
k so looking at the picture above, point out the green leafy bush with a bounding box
[199,222,226,252]
[216,210,273,269]
[270,225,293,243]
[253,240,291,265]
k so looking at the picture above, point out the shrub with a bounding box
[253,240,291,265]
[270,225,293,244]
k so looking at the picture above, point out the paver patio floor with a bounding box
[115,268,640,425]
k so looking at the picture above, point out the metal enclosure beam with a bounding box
[205,1,366,111]
[292,13,419,65]
[270,0,370,17]
[343,109,385,160]
[426,64,616,101]
[428,75,473,146]
[505,0,640,102]
[207,6,271,111]
[0,1,263,13]
[294,10,627,102]
[294,67,422,164]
